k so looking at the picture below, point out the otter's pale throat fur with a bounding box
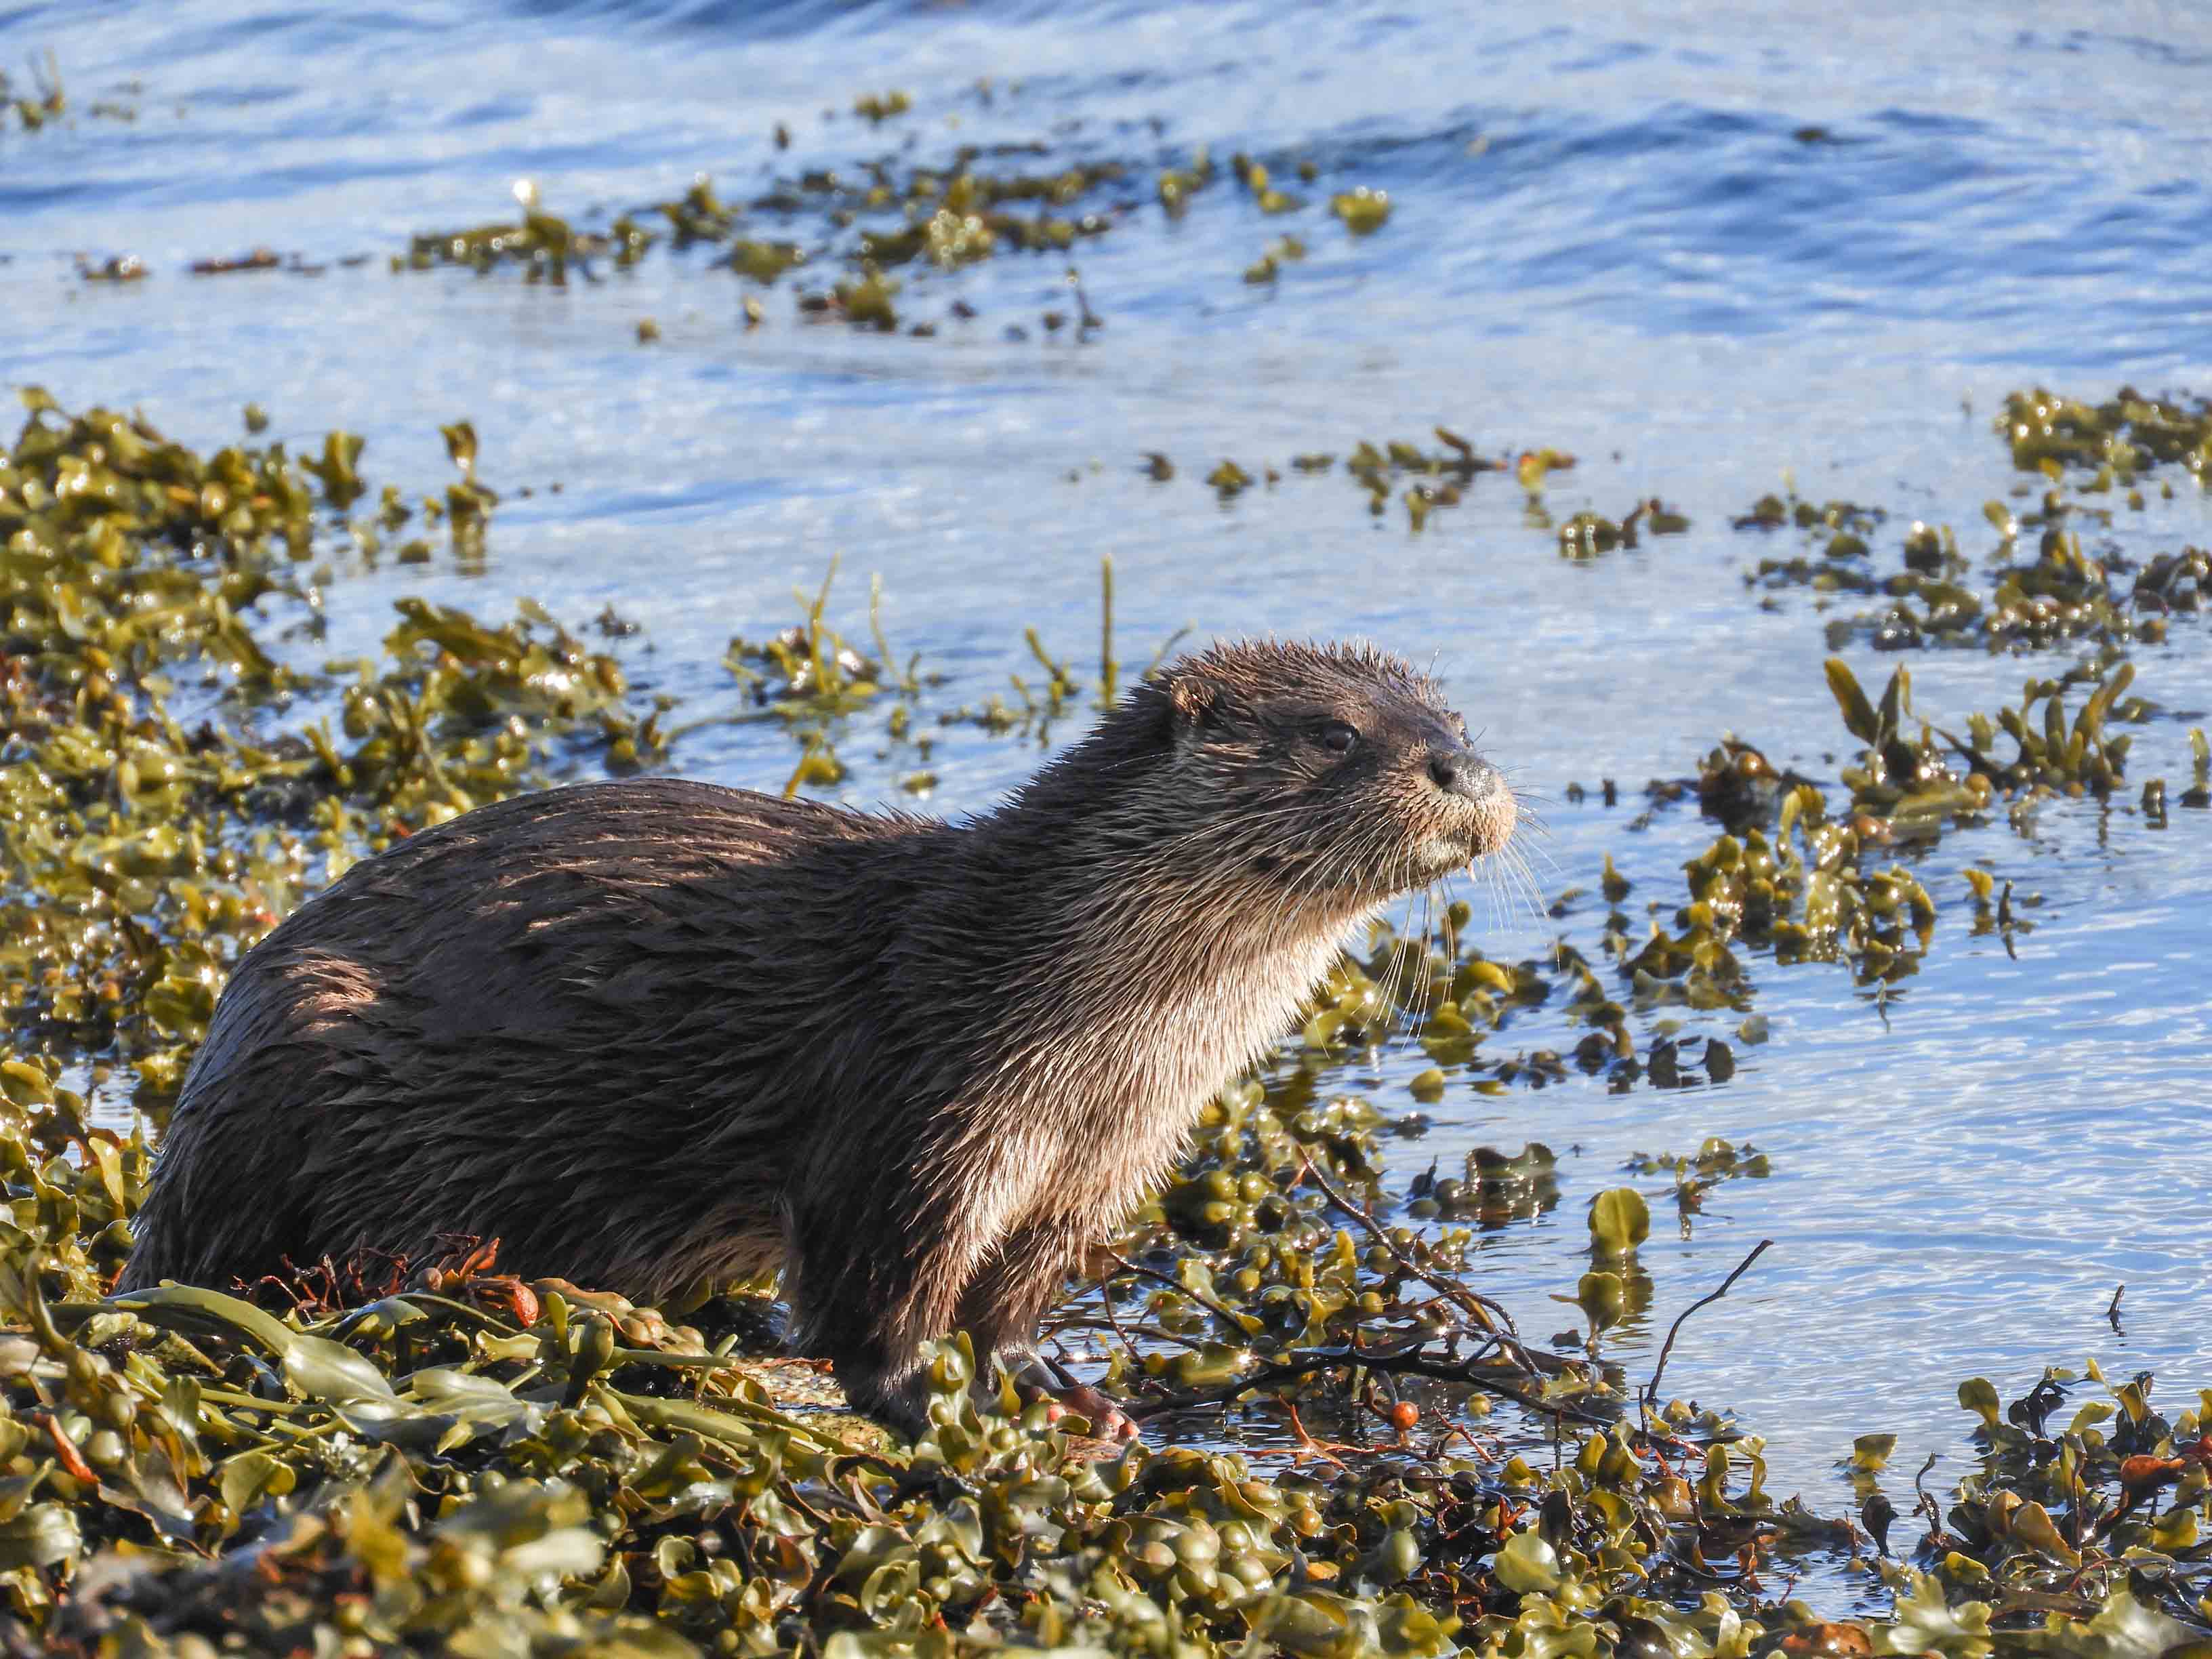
[121,640,1517,1430]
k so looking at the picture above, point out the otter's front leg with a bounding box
[781,1176,1017,1436]
[785,1139,1123,1437]
[951,1219,1137,1439]
[785,1251,954,1437]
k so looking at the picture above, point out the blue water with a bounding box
[6,0,2212,1614]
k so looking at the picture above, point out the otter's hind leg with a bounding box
[119,1039,336,1292]
[119,945,397,1292]
[119,1100,312,1292]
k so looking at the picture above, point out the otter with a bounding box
[121,640,1515,1432]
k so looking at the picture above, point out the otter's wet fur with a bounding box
[122,640,1516,1429]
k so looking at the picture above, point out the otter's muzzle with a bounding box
[1424,745,1516,859]
[1425,749,1504,806]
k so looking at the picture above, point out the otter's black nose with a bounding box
[1427,750,1499,802]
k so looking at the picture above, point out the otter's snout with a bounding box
[1425,747,1502,805]
[1422,741,1516,861]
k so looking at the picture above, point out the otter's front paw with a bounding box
[1003,1352,1139,1441]
[1036,1379,1140,1442]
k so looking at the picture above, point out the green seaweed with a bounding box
[1,52,66,132]
[5,367,2210,1652]
[1736,401,2209,655]
[0,391,664,1112]
[1,1054,2203,1653]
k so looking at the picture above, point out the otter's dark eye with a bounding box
[1315,720,1360,756]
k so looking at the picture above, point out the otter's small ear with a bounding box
[1167,674,1219,729]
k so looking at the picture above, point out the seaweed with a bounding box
[5,361,2209,1650]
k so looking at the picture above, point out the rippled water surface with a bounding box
[7,0,2212,1612]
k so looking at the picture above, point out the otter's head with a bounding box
[1099,639,1517,905]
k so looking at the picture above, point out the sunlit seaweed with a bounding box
[1736,394,2209,655]
[384,90,1424,339]
[1,52,66,133]
[4,369,2211,1651]
[0,1055,2202,1653]
[0,391,663,1114]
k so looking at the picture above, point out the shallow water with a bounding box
[7,0,2212,1615]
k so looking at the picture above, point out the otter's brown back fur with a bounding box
[121,640,1515,1427]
